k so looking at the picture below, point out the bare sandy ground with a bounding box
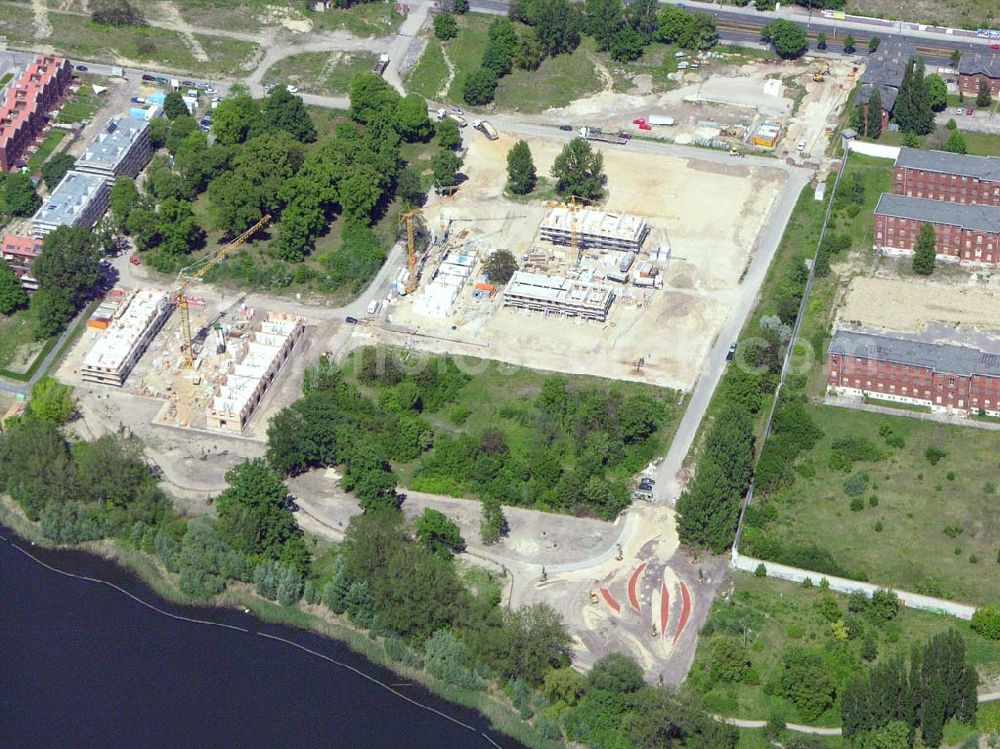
[839,276,1000,332]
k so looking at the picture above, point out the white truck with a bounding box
[647,114,675,126]
[373,53,390,75]
[437,109,468,127]
[366,299,381,315]
[472,120,498,140]
[578,126,629,145]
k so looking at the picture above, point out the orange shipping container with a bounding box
[87,318,109,330]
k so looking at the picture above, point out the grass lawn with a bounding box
[0,306,42,374]
[405,39,448,100]
[307,106,350,142]
[847,0,994,30]
[494,48,601,113]
[0,72,12,87]
[689,573,1000,725]
[263,51,377,96]
[873,124,1000,158]
[309,1,403,36]
[26,129,67,171]
[444,13,493,103]
[591,39,680,95]
[749,404,1000,605]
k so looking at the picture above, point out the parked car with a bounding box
[205,86,217,94]
[287,84,299,93]
[130,96,145,104]
[181,80,196,87]
[955,107,964,115]
[451,107,464,115]
[727,342,737,361]
[75,64,88,72]
[559,123,573,131]
[141,73,156,82]
[967,107,975,115]
[155,76,169,84]
[345,316,359,324]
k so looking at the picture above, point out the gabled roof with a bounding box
[874,192,1000,234]
[959,52,1000,79]
[895,147,1000,181]
[830,330,1000,379]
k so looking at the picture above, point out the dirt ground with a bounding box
[545,56,855,163]
[391,128,786,391]
[839,276,1000,332]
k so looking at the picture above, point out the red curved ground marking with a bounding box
[672,581,692,645]
[600,587,621,613]
[627,562,648,612]
[660,582,670,637]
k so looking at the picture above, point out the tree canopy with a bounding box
[550,138,605,200]
[761,19,807,58]
[506,139,537,195]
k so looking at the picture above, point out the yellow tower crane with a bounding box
[172,214,271,368]
[546,195,595,266]
[401,207,422,295]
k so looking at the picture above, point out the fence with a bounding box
[846,139,900,160]
[731,552,976,619]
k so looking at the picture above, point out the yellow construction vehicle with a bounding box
[172,214,271,368]
[400,207,422,295]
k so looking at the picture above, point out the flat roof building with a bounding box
[31,170,110,237]
[502,270,615,322]
[75,116,153,182]
[81,288,172,386]
[539,207,649,252]
[206,311,304,433]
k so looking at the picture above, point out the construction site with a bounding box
[385,127,789,391]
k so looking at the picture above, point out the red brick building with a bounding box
[0,55,73,172]
[958,52,1000,98]
[893,147,1000,206]
[0,233,43,289]
[856,41,914,131]
[827,330,1000,416]
[873,193,1000,263]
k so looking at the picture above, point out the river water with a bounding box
[0,527,524,749]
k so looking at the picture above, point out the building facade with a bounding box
[958,52,1000,98]
[80,289,172,387]
[75,116,153,182]
[827,330,1000,417]
[856,41,914,130]
[0,56,72,172]
[31,170,110,237]
[893,147,1000,206]
[0,233,43,289]
[873,193,1000,263]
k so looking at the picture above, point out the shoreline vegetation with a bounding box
[0,497,556,749]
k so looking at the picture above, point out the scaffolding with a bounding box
[502,270,615,322]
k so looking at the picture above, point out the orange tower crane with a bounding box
[401,207,421,295]
[546,195,595,266]
[172,214,271,368]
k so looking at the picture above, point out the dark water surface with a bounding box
[0,527,525,749]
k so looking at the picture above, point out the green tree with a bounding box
[0,262,27,315]
[710,638,751,684]
[215,458,308,573]
[945,128,967,154]
[925,73,947,111]
[126,205,160,249]
[72,432,155,511]
[868,36,880,53]
[505,139,536,195]
[4,172,40,217]
[977,77,993,108]
[972,606,1000,639]
[91,0,145,26]
[542,666,584,705]
[394,93,433,142]
[777,645,835,722]
[894,57,934,135]
[625,0,658,41]
[272,199,324,262]
[155,197,203,260]
[462,67,499,106]
[480,495,508,544]
[452,0,469,12]
[587,652,645,693]
[165,115,199,155]
[525,0,580,56]
[482,603,571,685]
[109,176,141,230]
[41,152,76,189]
[585,0,623,51]
[349,72,402,124]
[31,226,101,336]
[866,87,883,140]
[163,90,189,120]
[484,250,518,284]
[395,166,425,207]
[177,516,229,599]
[843,34,856,53]
[436,117,463,149]
[263,85,316,142]
[816,31,827,49]
[432,149,463,189]
[902,131,920,148]
[0,416,76,519]
[610,27,645,62]
[211,94,261,146]
[27,377,75,424]
[761,19,807,59]
[434,11,458,39]
[912,222,936,275]
[551,137,605,200]
[414,508,466,559]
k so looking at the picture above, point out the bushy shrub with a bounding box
[424,630,484,691]
[39,502,106,544]
[925,446,947,465]
[843,472,869,497]
[972,606,1000,640]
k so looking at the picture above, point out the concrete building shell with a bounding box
[502,270,615,322]
[827,329,1000,417]
[81,288,172,386]
[206,311,304,433]
[539,207,649,251]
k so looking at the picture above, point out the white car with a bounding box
[287,85,299,94]
[450,107,463,115]
[797,140,807,151]
[205,86,217,95]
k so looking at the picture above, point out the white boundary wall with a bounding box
[847,140,901,160]
[731,551,976,619]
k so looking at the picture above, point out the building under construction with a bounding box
[81,288,172,386]
[539,207,649,251]
[502,270,615,322]
[205,311,304,433]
